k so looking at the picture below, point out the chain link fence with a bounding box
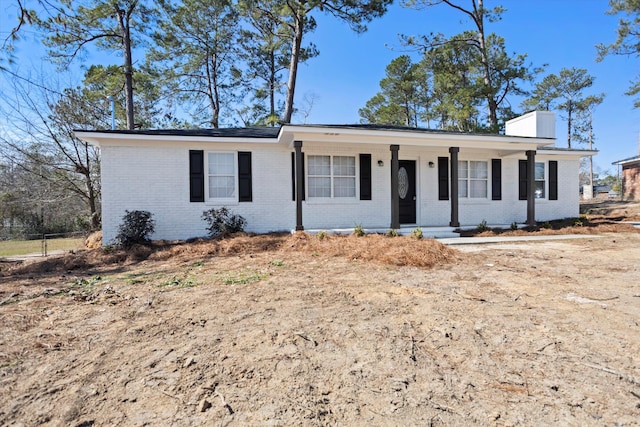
[0,231,88,257]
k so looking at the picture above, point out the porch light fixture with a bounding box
[378,160,384,167]
[428,161,435,168]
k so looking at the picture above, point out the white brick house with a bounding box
[75,111,595,243]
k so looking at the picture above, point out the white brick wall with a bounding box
[101,144,296,243]
[100,142,582,242]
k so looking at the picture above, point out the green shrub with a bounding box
[115,210,155,248]
[477,219,489,232]
[202,207,246,238]
[316,230,327,240]
[385,229,398,237]
[411,227,423,239]
[542,221,551,229]
[353,224,365,237]
[510,222,518,231]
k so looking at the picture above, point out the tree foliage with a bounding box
[597,0,640,107]
[249,0,392,124]
[401,0,537,131]
[0,153,91,238]
[237,0,313,126]
[1,0,53,63]
[148,0,241,128]
[359,55,429,127]
[0,69,103,231]
[522,67,604,148]
[36,0,155,129]
[363,30,532,132]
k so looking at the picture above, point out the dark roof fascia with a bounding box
[73,127,283,139]
[75,124,558,141]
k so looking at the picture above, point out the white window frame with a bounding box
[307,155,357,199]
[206,152,238,204]
[458,160,488,199]
[535,162,546,199]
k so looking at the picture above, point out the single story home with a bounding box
[612,154,640,201]
[75,111,595,243]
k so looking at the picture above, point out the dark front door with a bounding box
[398,160,416,224]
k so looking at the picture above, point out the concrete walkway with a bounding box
[438,234,602,246]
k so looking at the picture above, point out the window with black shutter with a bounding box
[438,157,449,200]
[549,160,558,200]
[238,152,252,202]
[491,159,502,200]
[189,150,204,202]
[359,154,372,200]
[519,160,528,200]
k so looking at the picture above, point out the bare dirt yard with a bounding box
[1,201,640,426]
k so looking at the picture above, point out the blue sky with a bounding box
[295,0,639,174]
[1,0,638,174]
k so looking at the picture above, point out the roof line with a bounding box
[73,123,558,140]
[612,154,640,165]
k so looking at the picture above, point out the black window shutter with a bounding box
[518,159,528,200]
[491,158,502,200]
[238,152,252,202]
[438,157,449,201]
[549,160,558,200]
[291,152,305,201]
[189,150,204,202]
[359,154,372,200]
[291,153,295,201]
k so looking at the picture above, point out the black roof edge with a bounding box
[74,123,557,140]
[73,126,283,139]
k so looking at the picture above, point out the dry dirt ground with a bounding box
[1,202,640,426]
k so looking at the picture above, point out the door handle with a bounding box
[413,196,416,201]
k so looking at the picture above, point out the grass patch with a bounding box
[67,276,103,295]
[0,237,84,257]
[222,270,268,285]
[123,271,159,285]
[158,276,198,289]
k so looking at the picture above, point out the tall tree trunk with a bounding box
[269,50,276,121]
[82,142,100,229]
[205,49,220,128]
[283,11,304,124]
[567,100,573,149]
[85,171,100,229]
[473,0,498,130]
[118,6,135,130]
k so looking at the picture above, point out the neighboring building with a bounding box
[75,111,595,243]
[582,185,616,199]
[613,155,640,201]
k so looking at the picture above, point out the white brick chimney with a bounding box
[505,111,555,139]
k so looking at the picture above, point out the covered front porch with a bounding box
[291,134,546,233]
